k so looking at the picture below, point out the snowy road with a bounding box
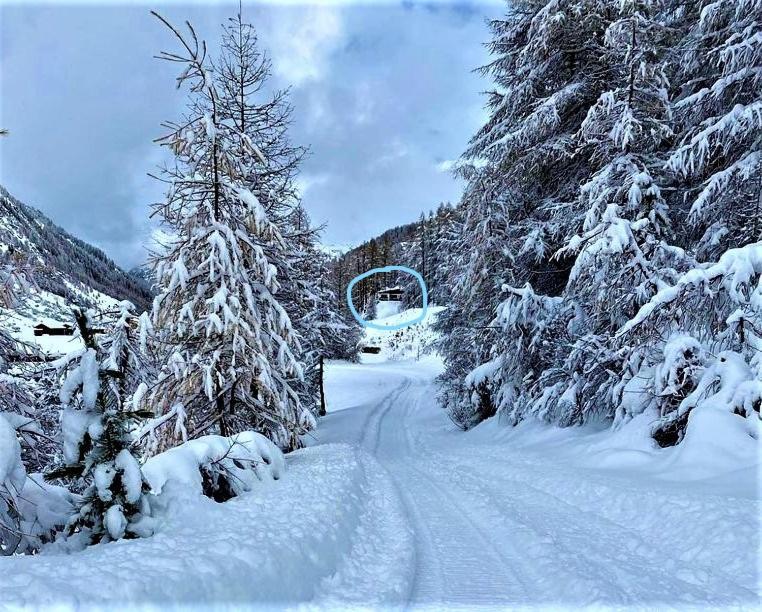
[317,357,760,610]
[3,357,758,610]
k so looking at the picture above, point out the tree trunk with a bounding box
[318,354,326,417]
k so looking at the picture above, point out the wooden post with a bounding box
[318,354,326,416]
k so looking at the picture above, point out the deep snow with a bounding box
[2,313,759,609]
[318,355,760,609]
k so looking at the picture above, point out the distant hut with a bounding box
[33,323,74,337]
[377,286,403,302]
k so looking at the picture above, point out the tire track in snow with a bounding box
[448,446,758,604]
[395,373,758,605]
[370,370,531,606]
[323,360,759,608]
[358,374,411,454]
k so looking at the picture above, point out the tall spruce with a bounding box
[666,0,761,259]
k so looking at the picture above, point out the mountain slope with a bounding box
[0,185,151,310]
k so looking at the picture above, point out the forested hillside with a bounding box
[0,186,152,309]
[333,202,460,316]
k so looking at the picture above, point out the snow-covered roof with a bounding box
[378,286,403,293]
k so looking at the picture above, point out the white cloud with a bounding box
[296,172,331,197]
[353,81,375,125]
[266,6,343,86]
[368,139,410,171]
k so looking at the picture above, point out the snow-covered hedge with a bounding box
[142,431,285,503]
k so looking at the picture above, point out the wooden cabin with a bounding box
[33,323,74,337]
[377,286,403,302]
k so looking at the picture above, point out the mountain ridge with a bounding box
[0,184,152,311]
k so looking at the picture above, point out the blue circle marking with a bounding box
[346,265,429,331]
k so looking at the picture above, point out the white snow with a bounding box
[314,356,759,607]
[115,449,143,504]
[0,284,121,358]
[0,336,758,608]
[1,442,413,609]
[141,431,284,497]
[362,305,446,361]
[104,504,127,540]
[0,412,24,487]
[374,299,400,320]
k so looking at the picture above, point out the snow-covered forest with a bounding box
[431,0,761,453]
[0,0,759,609]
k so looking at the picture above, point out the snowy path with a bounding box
[316,358,760,609]
[2,357,758,610]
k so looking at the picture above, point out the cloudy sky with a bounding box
[0,1,499,269]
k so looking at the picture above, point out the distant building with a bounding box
[33,323,74,337]
[377,286,403,302]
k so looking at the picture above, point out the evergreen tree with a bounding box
[434,0,615,428]
[52,303,152,544]
[146,13,313,452]
[438,0,759,447]
[434,171,512,428]
[283,205,359,417]
[665,0,761,259]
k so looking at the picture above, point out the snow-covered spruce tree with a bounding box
[434,169,512,428]
[51,303,152,544]
[398,212,429,309]
[564,0,679,323]
[298,257,360,417]
[463,0,618,290]
[435,0,621,428]
[282,205,359,417]
[665,0,761,259]
[428,202,462,307]
[146,14,312,453]
[213,8,359,420]
[615,243,762,445]
[481,284,575,426]
[0,330,55,475]
[215,9,306,225]
[547,0,694,424]
[479,0,691,427]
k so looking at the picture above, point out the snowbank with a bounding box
[469,408,760,497]
[374,299,401,320]
[142,430,285,497]
[0,444,414,609]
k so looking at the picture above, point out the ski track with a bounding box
[4,360,757,610]
[318,360,760,610]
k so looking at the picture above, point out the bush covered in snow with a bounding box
[142,430,284,503]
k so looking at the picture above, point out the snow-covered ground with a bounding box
[317,355,760,609]
[4,442,413,610]
[2,309,759,610]
[362,304,446,361]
